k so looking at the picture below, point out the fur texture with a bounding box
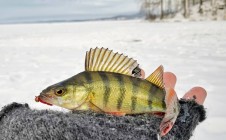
[0,99,206,140]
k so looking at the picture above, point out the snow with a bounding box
[0,20,226,139]
[185,0,226,21]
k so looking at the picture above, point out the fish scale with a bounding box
[36,47,180,137]
[74,71,166,114]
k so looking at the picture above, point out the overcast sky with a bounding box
[0,0,140,24]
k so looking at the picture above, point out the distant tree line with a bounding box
[141,0,226,20]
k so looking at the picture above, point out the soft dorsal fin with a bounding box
[85,47,139,76]
[146,65,164,89]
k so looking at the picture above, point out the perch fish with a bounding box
[35,47,180,136]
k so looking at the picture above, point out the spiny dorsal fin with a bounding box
[85,47,139,76]
[146,65,164,89]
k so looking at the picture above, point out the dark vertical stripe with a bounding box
[161,89,167,110]
[150,84,158,95]
[131,96,137,111]
[83,72,93,93]
[83,72,93,83]
[98,72,111,107]
[114,74,126,111]
[151,84,166,109]
[131,77,141,112]
[148,84,158,109]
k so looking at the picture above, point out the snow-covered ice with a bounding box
[0,20,226,139]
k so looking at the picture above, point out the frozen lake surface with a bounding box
[0,20,226,139]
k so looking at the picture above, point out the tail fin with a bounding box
[160,88,180,136]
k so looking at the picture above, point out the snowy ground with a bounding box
[0,20,226,139]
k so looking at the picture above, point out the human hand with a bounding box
[163,72,207,105]
[140,69,207,105]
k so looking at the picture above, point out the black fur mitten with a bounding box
[0,99,206,140]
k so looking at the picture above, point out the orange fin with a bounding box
[107,112,126,116]
[160,88,180,136]
[160,121,174,137]
[146,65,164,89]
[153,112,165,117]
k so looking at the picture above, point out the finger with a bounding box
[182,87,207,105]
[163,72,177,89]
[141,69,145,79]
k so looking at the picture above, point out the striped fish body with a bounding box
[73,71,166,114]
[36,48,180,136]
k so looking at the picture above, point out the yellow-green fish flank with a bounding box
[68,71,166,114]
[36,47,180,137]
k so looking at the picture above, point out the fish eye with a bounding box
[55,88,66,96]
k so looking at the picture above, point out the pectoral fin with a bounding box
[75,103,90,111]
[88,102,104,113]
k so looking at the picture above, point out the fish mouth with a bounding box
[35,94,53,106]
